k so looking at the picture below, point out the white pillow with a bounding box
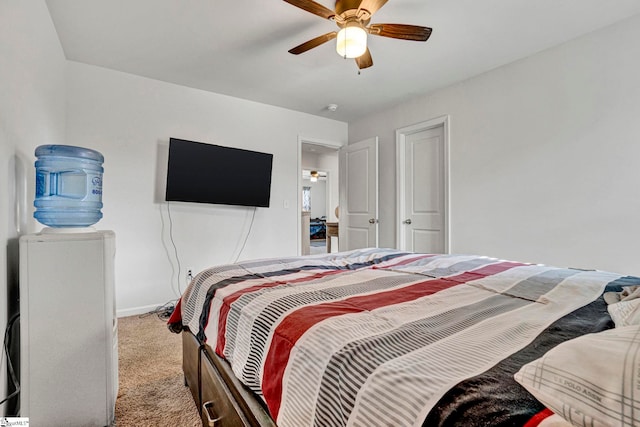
[514,324,640,427]
[608,297,640,327]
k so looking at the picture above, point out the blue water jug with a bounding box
[33,145,104,227]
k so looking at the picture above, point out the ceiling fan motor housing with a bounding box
[335,0,361,15]
[335,0,372,23]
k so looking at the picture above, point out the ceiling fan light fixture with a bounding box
[336,22,367,58]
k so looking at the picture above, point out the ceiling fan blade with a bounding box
[355,48,373,69]
[282,0,336,20]
[367,24,433,41]
[357,0,388,18]
[288,32,337,55]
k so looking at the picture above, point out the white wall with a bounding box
[64,62,348,316]
[302,179,327,219]
[316,152,340,222]
[350,14,640,275]
[0,1,67,414]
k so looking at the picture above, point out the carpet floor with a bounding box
[114,313,200,426]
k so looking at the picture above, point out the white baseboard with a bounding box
[117,303,174,318]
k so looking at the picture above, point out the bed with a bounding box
[168,248,640,427]
[309,218,326,240]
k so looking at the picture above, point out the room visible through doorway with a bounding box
[300,141,340,255]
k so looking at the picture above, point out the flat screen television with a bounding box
[165,138,273,208]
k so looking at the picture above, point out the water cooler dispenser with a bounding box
[19,145,117,426]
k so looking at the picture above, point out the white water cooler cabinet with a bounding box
[19,230,117,426]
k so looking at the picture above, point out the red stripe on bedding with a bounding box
[215,269,344,355]
[167,297,183,324]
[524,408,554,427]
[262,261,525,419]
[215,253,436,356]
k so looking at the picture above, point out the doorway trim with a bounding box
[395,115,451,253]
[297,136,343,255]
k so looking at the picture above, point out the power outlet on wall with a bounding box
[186,269,193,284]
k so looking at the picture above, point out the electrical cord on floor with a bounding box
[140,300,177,321]
[0,312,20,408]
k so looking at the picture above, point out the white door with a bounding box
[339,137,378,250]
[397,118,448,253]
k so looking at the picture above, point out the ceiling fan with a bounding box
[283,0,432,69]
[304,170,327,182]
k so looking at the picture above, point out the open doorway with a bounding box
[300,140,341,255]
[302,169,329,254]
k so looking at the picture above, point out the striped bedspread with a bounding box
[170,248,634,427]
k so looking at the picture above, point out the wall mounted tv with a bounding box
[165,138,273,208]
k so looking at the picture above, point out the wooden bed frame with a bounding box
[182,328,277,427]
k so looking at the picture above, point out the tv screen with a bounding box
[165,138,273,208]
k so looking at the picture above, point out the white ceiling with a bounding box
[45,0,640,123]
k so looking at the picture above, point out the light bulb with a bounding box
[336,23,367,59]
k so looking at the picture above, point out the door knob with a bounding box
[369,218,378,224]
[402,219,412,224]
